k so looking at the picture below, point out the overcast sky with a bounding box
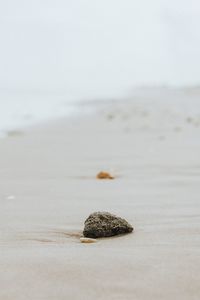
[1,0,200,98]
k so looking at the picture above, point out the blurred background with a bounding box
[0,0,200,131]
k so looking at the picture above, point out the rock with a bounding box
[80,237,97,243]
[96,171,114,180]
[83,212,133,238]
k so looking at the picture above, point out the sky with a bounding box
[0,0,200,99]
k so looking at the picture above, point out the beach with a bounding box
[0,88,200,299]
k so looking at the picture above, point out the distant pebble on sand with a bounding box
[96,171,115,180]
[174,126,182,132]
[6,130,24,137]
[186,117,193,123]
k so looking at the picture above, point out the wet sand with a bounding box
[0,88,200,299]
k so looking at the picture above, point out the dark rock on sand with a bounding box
[83,212,133,238]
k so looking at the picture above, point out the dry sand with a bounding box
[0,88,200,299]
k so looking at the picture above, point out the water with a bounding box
[0,0,200,132]
[0,90,82,135]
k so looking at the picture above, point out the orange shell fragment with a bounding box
[96,171,115,180]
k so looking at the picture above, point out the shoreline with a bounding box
[2,85,200,138]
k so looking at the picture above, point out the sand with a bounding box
[0,88,200,299]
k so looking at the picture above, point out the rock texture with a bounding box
[83,212,133,238]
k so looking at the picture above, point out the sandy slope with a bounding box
[0,89,200,299]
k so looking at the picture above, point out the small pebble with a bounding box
[186,117,193,123]
[96,171,114,180]
[106,114,115,120]
[80,237,97,243]
[6,130,24,137]
[174,126,182,132]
